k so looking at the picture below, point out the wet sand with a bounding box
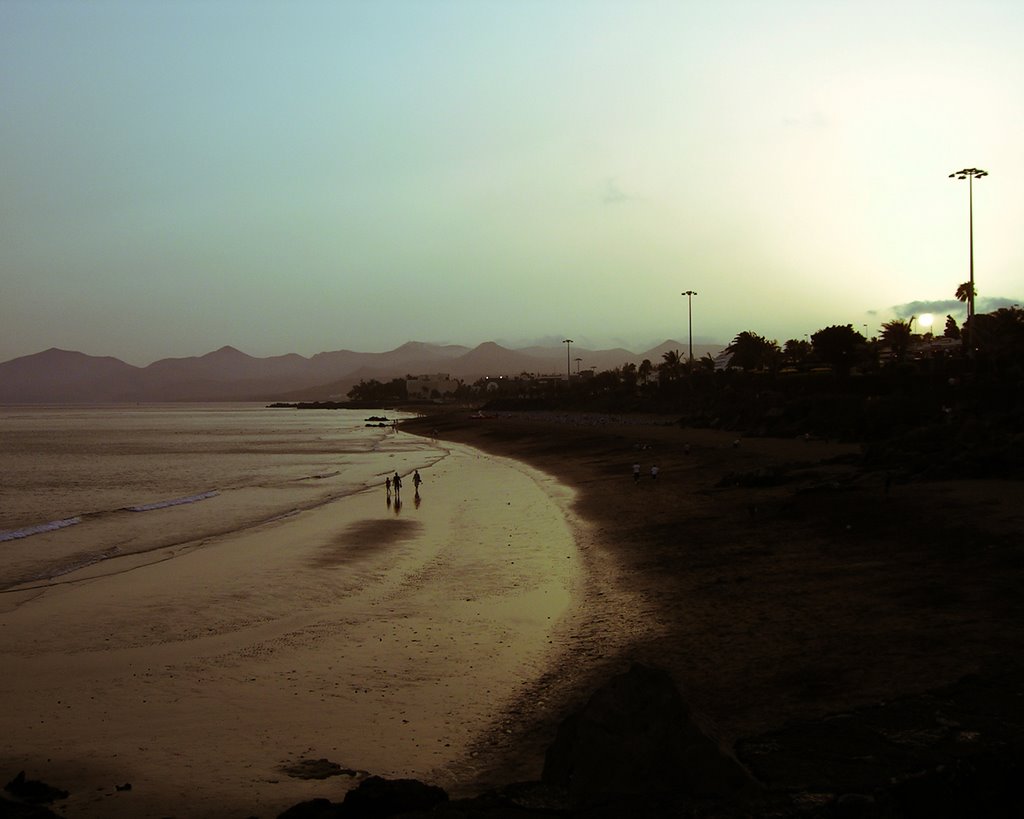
[0,442,580,818]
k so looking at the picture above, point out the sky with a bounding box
[3,0,1023,366]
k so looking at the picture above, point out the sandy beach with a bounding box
[0,441,580,818]
[5,409,1024,817]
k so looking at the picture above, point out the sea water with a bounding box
[0,404,443,590]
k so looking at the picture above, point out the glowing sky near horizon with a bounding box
[2,0,1023,366]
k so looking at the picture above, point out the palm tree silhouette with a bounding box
[881,319,914,363]
[660,349,684,382]
[955,281,976,309]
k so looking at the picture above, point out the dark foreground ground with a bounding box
[398,411,1024,817]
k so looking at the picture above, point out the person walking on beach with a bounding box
[412,470,422,493]
[385,476,392,496]
[633,462,641,483]
[393,472,402,495]
[650,464,659,480]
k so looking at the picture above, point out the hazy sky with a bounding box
[3,0,1022,365]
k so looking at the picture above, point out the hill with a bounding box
[0,341,724,404]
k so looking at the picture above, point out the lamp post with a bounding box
[949,167,988,352]
[681,290,697,363]
[574,357,582,375]
[563,339,573,381]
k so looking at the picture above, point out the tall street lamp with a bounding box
[563,339,573,381]
[949,167,988,352]
[681,290,698,363]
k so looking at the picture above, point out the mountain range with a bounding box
[0,341,724,404]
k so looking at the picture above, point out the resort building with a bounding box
[406,373,458,399]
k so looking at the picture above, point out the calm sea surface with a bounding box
[0,404,443,590]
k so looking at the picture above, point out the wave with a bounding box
[0,516,83,543]
[125,490,219,512]
[0,491,220,546]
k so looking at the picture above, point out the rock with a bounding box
[277,797,342,819]
[542,663,758,805]
[2,772,68,805]
[281,758,359,780]
[340,776,448,817]
[833,792,876,818]
[0,797,63,818]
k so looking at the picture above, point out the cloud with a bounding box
[889,299,965,318]
[876,295,1021,322]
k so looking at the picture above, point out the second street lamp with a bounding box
[949,167,988,353]
[681,290,698,364]
[563,339,573,381]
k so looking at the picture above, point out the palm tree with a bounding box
[659,349,684,383]
[955,282,976,311]
[880,319,914,363]
[724,331,780,372]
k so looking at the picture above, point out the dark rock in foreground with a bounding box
[1,772,65,818]
[276,661,1024,818]
[279,776,447,818]
[542,662,759,805]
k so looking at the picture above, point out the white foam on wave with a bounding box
[0,516,83,542]
[126,490,219,512]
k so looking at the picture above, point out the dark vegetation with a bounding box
[430,307,1024,481]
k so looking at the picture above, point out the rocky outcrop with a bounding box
[1,772,65,818]
[542,663,759,806]
[278,776,447,818]
[277,663,761,818]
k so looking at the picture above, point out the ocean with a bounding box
[0,404,441,591]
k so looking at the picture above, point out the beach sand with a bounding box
[402,411,1024,798]
[5,411,1024,816]
[0,442,580,818]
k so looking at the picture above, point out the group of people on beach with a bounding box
[385,469,422,497]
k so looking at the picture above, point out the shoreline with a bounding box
[403,410,1024,801]
[5,408,1023,815]
[0,440,580,818]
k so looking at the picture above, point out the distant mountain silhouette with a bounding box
[0,341,723,404]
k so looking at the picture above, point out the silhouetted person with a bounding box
[393,472,402,496]
[650,464,659,480]
[385,476,391,496]
[633,463,641,483]
[412,470,422,491]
